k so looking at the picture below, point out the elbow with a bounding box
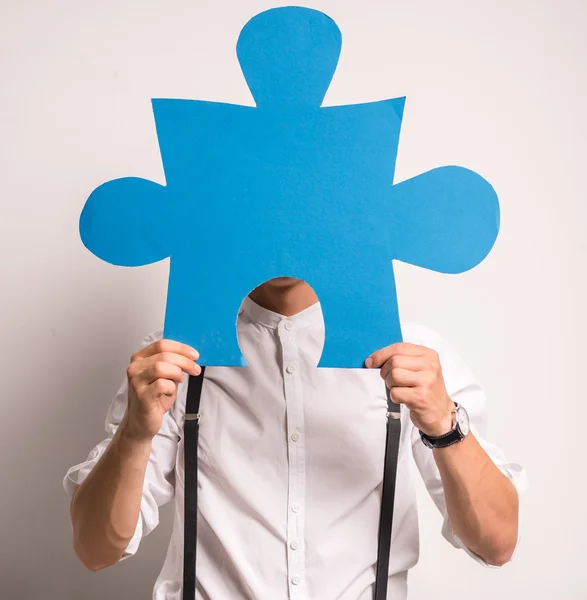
[460,517,518,567]
[80,558,108,573]
[70,515,125,572]
[479,488,520,567]
[483,546,515,567]
[477,529,518,567]
[72,536,122,572]
[72,537,101,571]
[69,491,125,572]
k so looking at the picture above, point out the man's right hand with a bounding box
[123,339,201,441]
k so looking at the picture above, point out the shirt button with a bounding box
[291,503,300,513]
[286,363,297,375]
[284,321,293,331]
[290,540,300,550]
[291,432,300,442]
[291,576,300,585]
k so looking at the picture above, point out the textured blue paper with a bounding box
[80,6,500,368]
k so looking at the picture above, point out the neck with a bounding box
[248,278,318,317]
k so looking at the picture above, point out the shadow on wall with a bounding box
[1,271,173,600]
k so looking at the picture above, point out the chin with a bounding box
[267,276,302,287]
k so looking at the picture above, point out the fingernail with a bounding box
[190,349,199,359]
[365,357,373,368]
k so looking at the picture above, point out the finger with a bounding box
[139,361,185,386]
[150,352,201,377]
[150,378,179,412]
[132,351,201,378]
[133,378,178,413]
[384,368,420,389]
[365,342,425,369]
[149,378,177,399]
[380,355,426,382]
[132,339,199,362]
[389,385,412,405]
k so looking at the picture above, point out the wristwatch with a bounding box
[419,402,470,449]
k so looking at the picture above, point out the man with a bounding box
[64,277,527,599]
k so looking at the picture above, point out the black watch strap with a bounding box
[420,426,464,449]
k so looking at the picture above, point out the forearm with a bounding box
[433,432,519,566]
[70,412,152,571]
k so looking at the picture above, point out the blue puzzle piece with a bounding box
[80,6,500,368]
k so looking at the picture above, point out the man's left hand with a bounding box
[365,343,455,437]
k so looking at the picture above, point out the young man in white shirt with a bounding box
[64,276,527,599]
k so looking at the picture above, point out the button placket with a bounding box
[279,318,307,597]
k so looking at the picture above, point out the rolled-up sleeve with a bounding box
[62,331,179,560]
[405,323,529,568]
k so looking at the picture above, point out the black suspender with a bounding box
[182,366,206,600]
[374,386,401,600]
[182,369,401,600]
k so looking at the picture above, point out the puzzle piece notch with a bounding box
[236,6,342,108]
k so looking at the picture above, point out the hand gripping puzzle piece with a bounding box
[80,6,500,368]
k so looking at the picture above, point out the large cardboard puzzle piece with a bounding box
[80,6,500,368]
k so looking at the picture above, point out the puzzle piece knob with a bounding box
[236,7,342,108]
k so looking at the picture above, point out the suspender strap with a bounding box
[182,367,206,600]
[182,371,400,600]
[374,387,402,600]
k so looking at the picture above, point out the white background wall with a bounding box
[1,0,585,598]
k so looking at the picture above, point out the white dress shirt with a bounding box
[63,296,528,600]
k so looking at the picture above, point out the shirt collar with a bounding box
[240,295,324,330]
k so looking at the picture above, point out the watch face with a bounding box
[456,405,470,436]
